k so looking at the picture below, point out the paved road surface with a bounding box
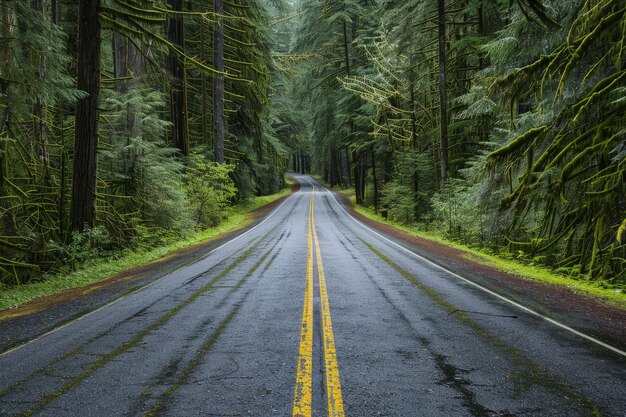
[1,176,624,416]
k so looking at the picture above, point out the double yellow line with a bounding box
[293,188,345,417]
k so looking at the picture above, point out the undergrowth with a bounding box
[338,189,626,309]
[0,181,293,312]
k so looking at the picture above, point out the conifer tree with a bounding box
[71,0,101,231]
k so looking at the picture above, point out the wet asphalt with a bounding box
[0,176,625,417]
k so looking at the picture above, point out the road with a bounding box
[0,176,624,417]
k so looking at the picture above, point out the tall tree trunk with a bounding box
[71,0,101,231]
[371,147,378,213]
[200,22,209,146]
[438,0,449,187]
[342,20,351,77]
[0,2,13,194]
[341,18,354,191]
[0,110,9,192]
[410,78,417,149]
[31,0,49,181]
[167,0,188,156]
[113,33,129,93]
[52,0,60,26]
[329,148,337,188]
[51,0,66,239]
[214,0,225,163]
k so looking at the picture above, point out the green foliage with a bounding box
[431,179,484,244]
[185,156,237,228]
[287,0,624,284]
[100,85,190,237]
[60,227,115,268]
[0,0,290,287]
[480,0,626,280]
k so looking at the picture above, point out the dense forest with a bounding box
[0,0,289,286]
[0,0,624,289]
[285,0,626,284]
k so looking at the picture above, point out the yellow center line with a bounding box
[292,187,345,417]
[311,188,345,417]
[292,193,315,416]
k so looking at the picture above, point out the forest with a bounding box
[0,0,624,291]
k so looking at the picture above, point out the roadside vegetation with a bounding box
[337,189,626,308]
[0,181,293,312]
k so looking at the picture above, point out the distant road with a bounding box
[1,176,624,416]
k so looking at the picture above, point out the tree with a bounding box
[214,0,225,163]
[438,0,448,186]
[167,0,189,156]
[71,0,101,231]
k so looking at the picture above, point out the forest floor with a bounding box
[331,190,626,347]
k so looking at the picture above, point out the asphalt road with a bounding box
[1,176,624,417]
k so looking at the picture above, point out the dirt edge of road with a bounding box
[332,191,626,351]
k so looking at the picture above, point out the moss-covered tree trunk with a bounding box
[70,0,100,232]
[167,0,188,156]
[214,0,225,163]
[437,0,448,187]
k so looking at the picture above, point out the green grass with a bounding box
[0,182,294,313]
[338,189,626,310]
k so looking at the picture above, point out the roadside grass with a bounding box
[336,189,626,310]
[0,181,294,313]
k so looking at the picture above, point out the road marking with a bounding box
[293,186,346,417]
[311,189,345,417]
[0,191,298,358]
[323,185,626,359]
[292,193,315,416]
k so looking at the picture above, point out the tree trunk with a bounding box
[31,0,49,181]
[353,150,363,205]
[52,0,61,26]
[0,110,9,192]
[71,0,101,232]
[51,0,66,239]
[329,148,337,188]
[167,0,188,156]
[0,2,10,194]
[438,0,449,187]
[342,20,351,77]
[340,149,350,187]
[214,0,225,163]
[113,33,129,93]
[371,147,378,213]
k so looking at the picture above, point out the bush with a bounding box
[431,178,485,244]
[185,155,238,228]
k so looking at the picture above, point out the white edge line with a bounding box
[0,190,299,357]
[324,187,626,359]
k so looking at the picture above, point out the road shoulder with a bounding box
[331,191,626,352]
